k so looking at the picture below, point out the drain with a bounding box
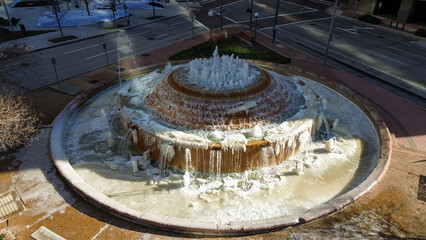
[87,79,99,84]
[418,175,426,202]
[0,192,20,219]
[141,53,150,57]
[110,67,126,72]
[377,35,384,38]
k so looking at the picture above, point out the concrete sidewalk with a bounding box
[0,0,189,51]
[0,28,425,239]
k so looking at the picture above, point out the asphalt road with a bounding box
[261,16,426,99]
[23,14,207,90]
[196,0,426,103]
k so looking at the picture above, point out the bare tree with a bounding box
[50,0,65,40]
[151,0,155,17]
[83,0,90,16]
[108,0,117,27]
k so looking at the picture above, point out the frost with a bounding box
[226,101,257,114]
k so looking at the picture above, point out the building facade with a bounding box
[342,0,426,24]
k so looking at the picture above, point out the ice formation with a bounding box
[184,46,260,91]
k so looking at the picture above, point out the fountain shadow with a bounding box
[329,137,378,199]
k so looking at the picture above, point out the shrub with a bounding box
[0,89,40,153]
[0,233,5,240]
[414,28,426,38]
[358,14,382,24]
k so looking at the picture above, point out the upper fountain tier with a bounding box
[176,47,262,94]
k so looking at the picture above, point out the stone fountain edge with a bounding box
[49,60,392,236]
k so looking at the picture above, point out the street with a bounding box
[196,0,426,102]
[19,14,208,90]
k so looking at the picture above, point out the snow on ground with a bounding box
[27,0,164,27]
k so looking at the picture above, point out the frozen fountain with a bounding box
[50,47,391,235]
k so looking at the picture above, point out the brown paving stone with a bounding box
[0,172,12,194]
[259,229,294,239]
[88,223,146,240]
[289,203,407,239]
[359,166,426,238]
[389,149,426,176]
[11,205,106,240]
[0,220,7,230]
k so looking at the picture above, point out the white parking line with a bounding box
[353,26,374,30]
[171,20,186,26]
[282,0,316,11]
[260,17,331,30]
[64,44,100,54]
[135,30,152,36]
[200,0,215,4]
[195,19,209,30]
[84,48,120,60]
[154,33,168,39]
[366,50,409,66]
[336,27,358,35]
[386,46,426,60]
[236,9,318,23]
[309,0,333,6]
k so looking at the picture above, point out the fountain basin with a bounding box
[50,61,391,235]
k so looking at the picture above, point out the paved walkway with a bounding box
[0,27,425,240]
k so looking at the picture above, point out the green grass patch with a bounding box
[0,28,55,43]
[414,28,426,38]
[168,35,291,64]
[358,14,382,24]
[48,35,78,43]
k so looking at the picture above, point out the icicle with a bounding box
[324,137,336,153]
[185,148,192,170]
[159,142,175,172]
[131,160,139,172]
[131,128,138,145]
[261,147,269,167]
[216,150,222,180]
[183,171,191,188]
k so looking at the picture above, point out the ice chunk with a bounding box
[183,171,191,188]
[250,125,263,138]
[208,130,224,141]
[324,137,336,153]
[226,101,257,114]
[220,134,248,149]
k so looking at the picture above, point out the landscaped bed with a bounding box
[168,35,291,64]
[0,28,55,43]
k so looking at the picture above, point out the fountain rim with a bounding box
[168,66,271,99]
[49,60,392,236]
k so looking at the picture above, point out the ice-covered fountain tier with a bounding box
[119,49,317,173]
